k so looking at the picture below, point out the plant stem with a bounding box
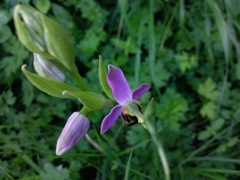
[85,133,103,152]
[152,136,171,180]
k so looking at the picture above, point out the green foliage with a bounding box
[198,78,220,101]
[1,0,240,179]
[157,89,188,131]
[1,36,29,77]
[40,163,69,180]
[174,52,197,73]
[0,90,16,116]
[33,0,51,13]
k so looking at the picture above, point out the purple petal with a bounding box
[56,112,90,155]
[100,105,122,134]
[107,65,132,105]
[132,83,150,100]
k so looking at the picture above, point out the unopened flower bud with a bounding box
[13,4,75,71]
[33,53,65,82]
[56,112,90,155]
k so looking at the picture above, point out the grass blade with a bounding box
[124,150,133,180]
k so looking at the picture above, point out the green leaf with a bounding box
[0,25,12,43]
[22,65,79,98]
[198,130,211,140]
[207,0,230,64]
[175,52,197,73]
[33,0,51,13]
[200,101,216,120]
[198,78,220,101]
[124,151,133,180]
[40,163,69,180]
[154,61,171,88]
[112,37,136,55]
[157,88,188,131]
[1,36,29,77]
[22,79,34,107]
[227,137,238,147]
[98,55,113,99]
[0,90,16,116]
[22,67,102,112]
[0,56,17,77]
[212,118,224,131]
[126,125,148,147]
[77,27,106,59]
[0,9,11,25]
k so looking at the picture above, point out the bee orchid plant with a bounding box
[13,4,151,155]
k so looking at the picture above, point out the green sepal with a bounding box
[39,12,75,72]
[22,64,79,98]
[63,90,115,111]
[143,98,156,134]
[98,55,113,99]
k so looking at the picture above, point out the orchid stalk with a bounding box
[13,5,166,170]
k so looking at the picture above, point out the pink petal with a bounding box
[107,65,132,105]
[100,105,122,134]
[132,83,150,100]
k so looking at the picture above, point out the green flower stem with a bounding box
[152,135,170,180]
[85,133,103,152]
[144,99,170,180]
[80,106,91,116]
[70,67,90,91]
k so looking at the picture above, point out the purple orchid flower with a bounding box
[100,65,150,134]
[56,112,90,155]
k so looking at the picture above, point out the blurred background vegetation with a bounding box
[1,0,240,179]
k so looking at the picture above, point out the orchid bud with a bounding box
[13,4,75,71]
[56,112,90,155]
[33,53,65,82]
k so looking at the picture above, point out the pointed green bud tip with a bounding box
[14,4,75,71]
[21,64,27,71]
[33,53,65,82]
